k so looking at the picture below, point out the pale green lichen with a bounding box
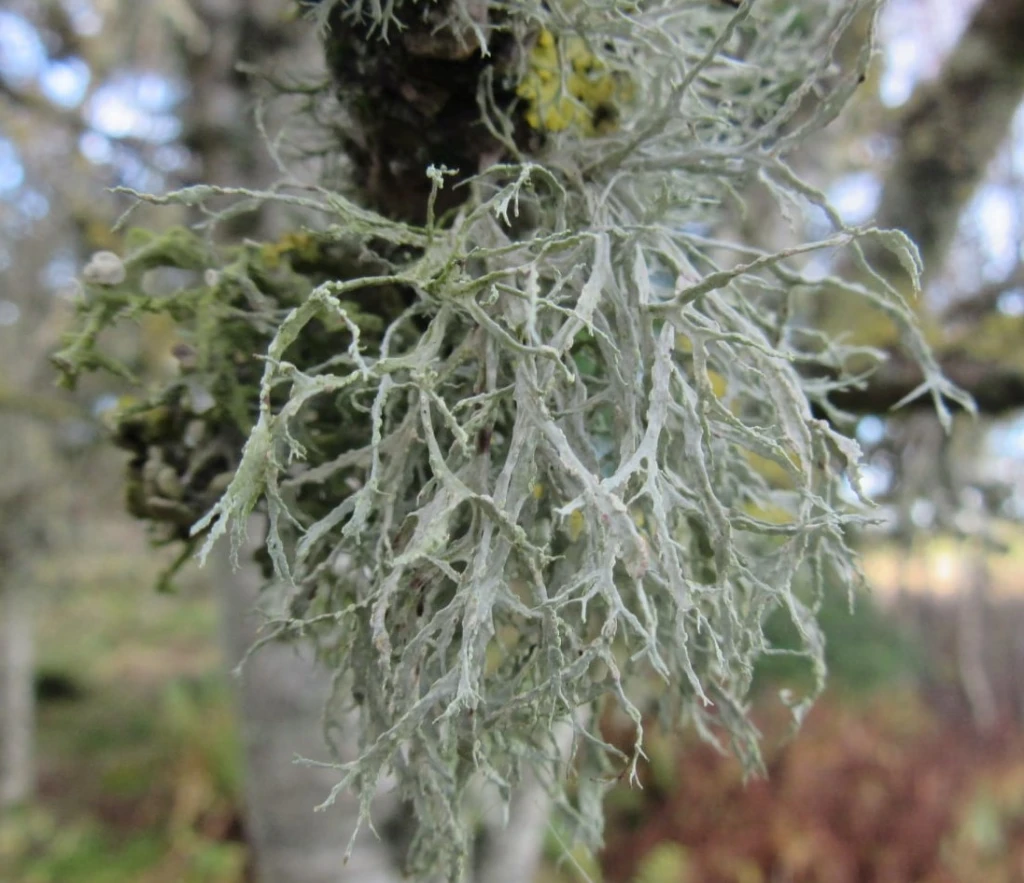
[57,0,971,879]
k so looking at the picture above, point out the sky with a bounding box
[0,6,185,186]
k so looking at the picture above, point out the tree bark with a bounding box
[824,0,1024,417]
[181,4,408,880]
[215,524,404,883]
[0,576,35,810]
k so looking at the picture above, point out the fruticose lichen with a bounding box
[56,0,969,879]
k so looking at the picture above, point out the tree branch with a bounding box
[0,79,85,133]
[942,265,1024,324]
[831,350,1024,416]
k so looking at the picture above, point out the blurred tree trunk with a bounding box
[0,225,73,814]
[215,524,404,883]
[183,3,404,881]
[956,554,998,734]
[0,573,34,810]
[0,408,73,814]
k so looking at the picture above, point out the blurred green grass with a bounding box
[2,521,245,883]
[752,584,923,698]
[8,515,1017,883]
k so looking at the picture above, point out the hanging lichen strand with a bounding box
[56,0,970,879]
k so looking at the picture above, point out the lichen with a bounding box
[56,0,969,879]
[517,28,635,135]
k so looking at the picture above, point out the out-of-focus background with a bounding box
[2,1,1024,881]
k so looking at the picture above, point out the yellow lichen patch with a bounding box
[631,506,646,530]
[485,624,523,676]
[741,500,795,526]
[745,450,796,489]
[956,312,1024,371]
[674,335,728,398]
[707,368,728,398]
[566,508,586,541]
[259,231,320,271]
[517,29,634,135]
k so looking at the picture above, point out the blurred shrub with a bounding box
[631,842,692,883]
[754,587,922,697]
[0,804,244,883]
[161,677,243,814]
[9,675,244,883]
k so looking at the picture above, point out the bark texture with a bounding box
[320,0,530,222]
[827,350,1024,415]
